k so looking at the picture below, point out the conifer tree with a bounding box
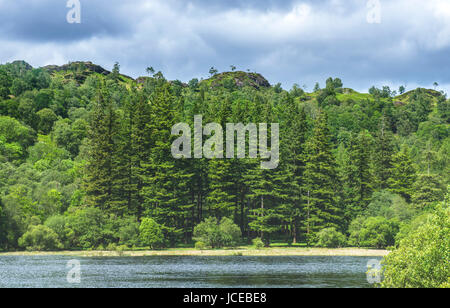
[245,160,283,246]
[205,98,236,220]
[412,174,446,209]
[128,88,155,220]
[387,147,417,202]
[342,131,374,220]
[244,101,286,245]
[374,117,396,189]
[279,97,308,243]
[83,82,121,214]
[302,111,341,242]
[207,158,235,219]
[140,79,193,243]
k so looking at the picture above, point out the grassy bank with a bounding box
[0,247,389,257]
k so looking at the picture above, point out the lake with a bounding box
[0,256,380,288]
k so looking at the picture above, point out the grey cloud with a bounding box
[0,0,133,42]
[0,0,449,93]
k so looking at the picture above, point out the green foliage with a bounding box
[65,207,107,249]
[366,190,416,221]
[139,217,165,249]
[387,147,416,202]
[348,216,399,248]
[340,130,374,220]
[193,217,225,249]
[373,119,395,189]
[412,174,446,209]
[53,118,88,157]
[395,88,433,136]
[252,237,265,249]
[82,86,121,213]
[394,212,432,245]
[0,116,36,161]
[18,224,63,251]
[0,61,448,256]
[36,108,57,134]
[0,199,7,249]
[195,241,206,250]
[2,185,42,245]
[314,227,347,248]
[369,86,395,98]
[44,215,70,249]
[117,217,140,247]
[193,217,242,248]
[381,202,449,288]
[0,68,12,99]
[303,111,341,239]
[217,217,242,247]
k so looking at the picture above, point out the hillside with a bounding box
[394,88,443,106]
[3,60,443,104]
[0,60,448,256]
[42,61,134,84]
[201,71,271,89]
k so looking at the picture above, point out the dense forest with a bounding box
[0,60,448,252]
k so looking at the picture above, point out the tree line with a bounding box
[0,61,448,251]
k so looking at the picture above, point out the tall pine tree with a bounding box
[341,130,374,221]
[387,146,417,202]
[374,117,396,189]
[302,111,341,243]
[83,81,122,215]
[140,78,193,244]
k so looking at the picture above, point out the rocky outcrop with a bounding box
[43,61,110,75]
[205,71,271,89]
[42,61,133,82]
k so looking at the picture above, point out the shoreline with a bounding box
[0,247,389,257]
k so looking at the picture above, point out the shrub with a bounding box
[252,238,265,249]
[139,217,165,249]
[218,217,241,247]
[45,215,69,248]
[116,245,128,252]
[348,216,399,248]
[65,206,106,249]
[381,204,449,288]
[106,243,117,251]
[116,217,140,247]
[195,241,206,250]
[193,217,222,248]
[367,190,416,221]
[394,212,431,245]
[315,228,347,248]
[193,217,242,249]
[18,225,63,251]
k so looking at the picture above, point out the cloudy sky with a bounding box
[1,0,450,93]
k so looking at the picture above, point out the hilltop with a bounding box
[394,88,443,106]
[42,61,134,84]
[1,60,446,109]
[201,71,271,89]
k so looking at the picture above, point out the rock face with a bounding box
[42,61,111,75]
[205,71,271,89]
[10,60,33,71]
[41,61,134,84]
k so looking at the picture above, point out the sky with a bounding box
[1,0,450,94]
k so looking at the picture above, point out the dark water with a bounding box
[0,256,380,288]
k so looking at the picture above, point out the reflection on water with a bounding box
[0,256,380,288]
